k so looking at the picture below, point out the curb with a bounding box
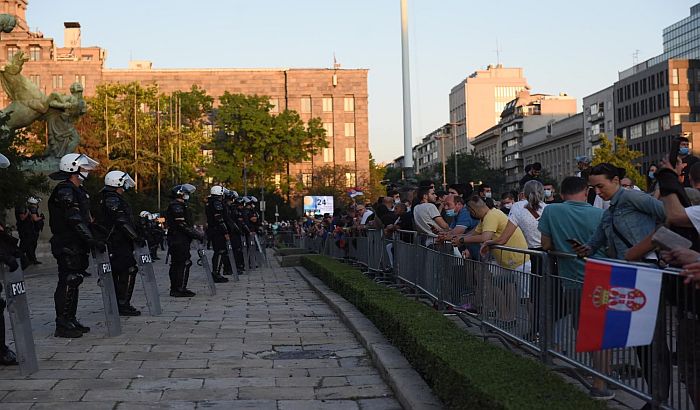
[295,266,444,410]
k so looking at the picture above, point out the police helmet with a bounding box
[210,185,225,196]
[59,153,98,174]
[170,183,196,199]
[27,196,39,205]
[0,153,9,169]
[105,170,136,189]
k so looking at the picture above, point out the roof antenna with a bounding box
[333,52,341,70]
[494,39,503,65]
[633,49,640,65]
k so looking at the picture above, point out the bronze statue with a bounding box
[43,83,86,158]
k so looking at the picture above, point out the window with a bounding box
[201,149,213,163]
[344,122,355,137]
[630,123,643,139]
[6,46,17,60]
[673,90,680,107]
[590,103,599,115]
[345,147,355,162]
[302,173,312,187]
[75,75,86,88]
[645,119,659,135]
[29,75,40,87]
[344,96,354,112]
[323,122,333,137]
[672,113,682,125]
[82,54,92,61]
[661,115,671,130]
[52,74,63,89]
[274,174,281,187]
[672,68,679,85]
[269,98,279,113]
[300,96,311,114]
[322,96,333,112]
[323,148,333,163]
[29,46,40,61]
[345,172,356,187]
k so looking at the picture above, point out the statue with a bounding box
[0,45,87,158]
[43,83,86,158]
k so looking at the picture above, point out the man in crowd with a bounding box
[575,156,597,205]
[477,184,493,200]
[680,136,698,188]
[412,186,449,246]
[98,170,143,316]
[543,182,563,203]
[48,153,99,338]
[519,162,542,189]
[440,194,479,258]
[538,176,611,399]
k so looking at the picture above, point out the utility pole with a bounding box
[400,0,414,178]
[157,96,161,211]
[105,92,109,156]
[134,89,138,191]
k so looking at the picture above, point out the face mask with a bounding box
[484,192,492,199]
[544,189,552,198]
[445,209,455,217]
[504,203,513,210]
[648,171,655,179]
[78,171,88,181]
[183,194,190,201]
[394,198,401,204]
[680,147,690,156]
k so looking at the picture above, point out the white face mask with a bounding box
[182,194,190,201]
[394,198,401,204]
[78,171,88,182]
[484,192,492,199]
[544,189,552,198]
[504,203,513,210]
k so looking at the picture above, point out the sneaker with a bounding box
[589,388,615,400]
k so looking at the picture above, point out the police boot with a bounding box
[69,286,90,333]
[212,252,229,283]
[0,301,17,365]
[119,270,141,316]
[181,259,195,296]
[169,259,193,297]
[54,283,82,338]
[222,252,234,276]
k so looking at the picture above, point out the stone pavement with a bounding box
[0,249,403,409]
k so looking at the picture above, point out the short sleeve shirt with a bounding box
[450,207,478,231]
[413,202,441,237]
[475,208,530,269]
[507,200,547,248]
[686,205,700,234]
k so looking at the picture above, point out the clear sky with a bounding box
[27,0,698,163]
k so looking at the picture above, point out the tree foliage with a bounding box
[592,136,646,190]
[365,153,387,204]
[420,153,506,193]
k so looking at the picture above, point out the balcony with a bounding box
[586,111,605,123]
[589,132,606,144]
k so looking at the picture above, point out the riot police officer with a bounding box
[98,170,141,316]
[205,186,230,282]
[226,192,247,274]
[15,197,44,267]
[0,152,18,365]
[48,153,100,338]
[148,213,164,260]
[165,184,202,297]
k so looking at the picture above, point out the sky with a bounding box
[27,0,698,163]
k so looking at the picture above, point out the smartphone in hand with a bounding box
[566,238,583,248]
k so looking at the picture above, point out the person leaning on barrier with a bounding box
[165,184,203,297]
[98,170,142,316]
[438,194,478,258]
[47,153,101,338]
[412,186,449,246]
[453,195,529,268]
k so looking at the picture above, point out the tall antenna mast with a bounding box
[494,40,503,65]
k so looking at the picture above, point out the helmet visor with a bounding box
[121,172,136,189]
[75,154,99,171]
[180,183,196,194]
[0,153,9,168]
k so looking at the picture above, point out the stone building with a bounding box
[0,0,369,191]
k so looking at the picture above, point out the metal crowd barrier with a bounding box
[294,227,697,409]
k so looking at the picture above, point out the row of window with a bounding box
[321,122,355,138]
[27,74,86,90]
[7,45,41,61]
[273,171,357,189]
[620,115,672,140]
[630,134,676,161]
[300,96,355,114]
[617,92,669,123]
[617,70,668,103]
[318,147,355,163]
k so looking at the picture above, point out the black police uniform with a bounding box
[48,179,95,338]
[165,198,201,296]
[205,195,231,281]
[14,202,42,266]
[98,186,141,316]
[0,226,19,365]
[149,220,164,260]
[226,199,247,273]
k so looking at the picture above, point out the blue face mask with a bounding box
[445,209,455,217]
[679,147,690,156]
[648,171,655,179]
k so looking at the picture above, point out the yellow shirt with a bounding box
[475,208,530,269]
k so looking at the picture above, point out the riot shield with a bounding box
[225,239,240,282]
[94,249,121,337]
[134,243,162,316]
[253,233,269,268]
[196,243,216,296]
[0,261,38,375]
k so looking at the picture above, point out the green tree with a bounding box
[592,136,646,190]
[441,153,506,193]
[365,153,387,204]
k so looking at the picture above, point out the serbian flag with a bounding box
[575,259,662,352]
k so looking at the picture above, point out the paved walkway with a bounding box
[0,249,403,409]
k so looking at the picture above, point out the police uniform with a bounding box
[48,179,95,337]
[165,188,201,297]
[0,225,19,365]
[226,197,247,273]
[98,186,141,316]
[205,193,230,282]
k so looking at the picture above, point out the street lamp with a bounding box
[434,129,449,191]
[444,121,464,184]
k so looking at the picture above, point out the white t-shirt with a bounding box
[687,205,700,234]
[413,202,441,237]
[360,209,374,225]
[507,200,547,248]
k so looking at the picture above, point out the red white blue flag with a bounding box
[575,259,663,352]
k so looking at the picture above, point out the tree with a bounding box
[209,93,327,191]
[307,164,356,205]
[592,136,646,190]
[438,153,506,193]
[365,153,387,204]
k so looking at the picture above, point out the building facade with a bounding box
[413,125,454,176]
[614,59,700,172]
[522,113,584,186]
[499,91,577,189]
[582,86,615,158]
[0,1,369,190]
[471,125,501,170]
[449,64,529,153]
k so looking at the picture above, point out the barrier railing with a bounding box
[292,228,695,409]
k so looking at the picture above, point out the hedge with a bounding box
[275,247,311,256]
[301,255,606,410]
